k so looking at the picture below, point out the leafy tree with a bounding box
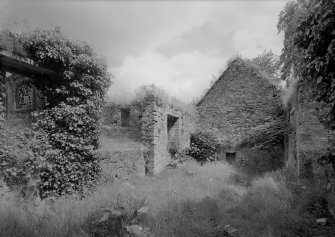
[278,0,335,129]
[249,50,281,83]
[17,27,112,197]
[277,0,311,81]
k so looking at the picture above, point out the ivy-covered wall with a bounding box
[197,58,283,152]
[287,82,331,177]
[0,51,51,128]
[286,81,335,218]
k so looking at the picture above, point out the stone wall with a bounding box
[197,58,283,148]
[140,99,197,174]
[286,83,331,178]
[102,104,142,140]
[103,98,197,175]
[286,81,335,218]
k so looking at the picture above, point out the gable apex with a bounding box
[197,57,248,106]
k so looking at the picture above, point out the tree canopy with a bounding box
[250,50,281,80]
[278,0,335,129]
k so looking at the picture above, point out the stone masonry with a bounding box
[197,58,283,159]
[103,95,197,176]
[286,81,331,178]
[286,80,335,217]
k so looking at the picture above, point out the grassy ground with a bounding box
[0,161,331,237]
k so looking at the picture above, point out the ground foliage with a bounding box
[8,27,112,197]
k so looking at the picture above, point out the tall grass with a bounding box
[0,161,320,237]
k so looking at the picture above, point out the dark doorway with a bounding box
[121,108,130,127]
[167,114,179,155]
[167,114,178,132]
[226,152,236,163]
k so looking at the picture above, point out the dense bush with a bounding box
[6,27,112,197]
[168,148,194,168]
[188,131,220,163]
[0,123,94,198]
[0,126,56,193]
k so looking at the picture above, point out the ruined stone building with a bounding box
[101,94,197,178]
[197,58,284,160]
[0,50,54,127]
[0,46,198,180]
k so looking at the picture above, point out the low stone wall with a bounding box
[99,150,146,183]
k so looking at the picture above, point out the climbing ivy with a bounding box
[19,27,111,197]
[278,0,335,129]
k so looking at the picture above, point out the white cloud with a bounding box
[2,1,288,102]
[108,50,227,103]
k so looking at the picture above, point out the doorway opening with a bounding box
[167,114,179,156]
[121,108,130,127]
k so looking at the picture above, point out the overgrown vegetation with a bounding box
[279,0,335,209]
[1,161,332,237]
[22,28,111,197]
[247,50,282,85]
[0,28,111,197]
[238,118,290,151]
[278,0,335,129]
[0,126,51,192]
[110,84,197,117]
[188,131,221,163]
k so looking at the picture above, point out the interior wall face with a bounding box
[152,105,170,174]
[142,101,197,175]
[102,105,142,140]
[293,86,330,178]
[286,83,335,217]
[167,114,179,152]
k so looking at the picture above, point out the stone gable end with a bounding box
[197,58,282,146]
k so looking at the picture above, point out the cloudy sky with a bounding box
[0,0,289,102]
